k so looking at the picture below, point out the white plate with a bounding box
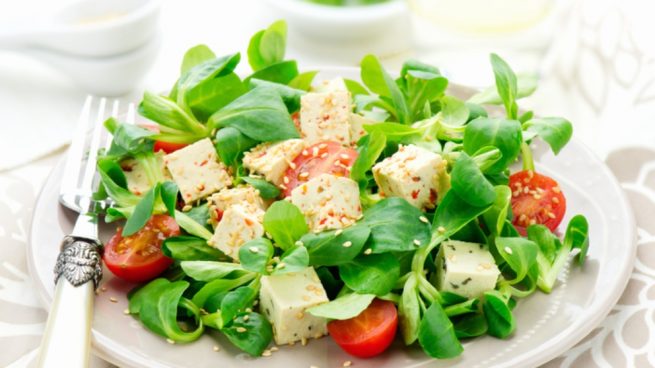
[28,68,637,368]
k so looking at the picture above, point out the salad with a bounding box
[96,20,590,360]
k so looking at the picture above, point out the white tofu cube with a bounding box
[208,204,264,260]
[121,151,171,196]
[207,185,266,227]
[349,113,379,145]
[435,240,500,299]
[299,91,352,146]
[290,173,362,232]
[259,267,329,345]
[164,138,232,204]
[312,77,348,93]
[243,139,305,184]
[372,144,449,210]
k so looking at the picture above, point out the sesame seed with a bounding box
[213,345,220,352]
[343,361,353,367]
[437,226,446,233]
[302,150,309,156]
[547,212,556,219]
[278,262,286,269]
[109,297,117,303]
[296,311,304,319]
[552,186,561,193]
[182,205,192,212]
[519,214,528,222]
[504,246,513,254]
[312,147,319,157]
[262,349,272,357]
[335,229,343,236]
[299,172,310,179]
[552,197,560,204]
[533,194,542,200]
[320,152,328,158]
[243,315,250,321]
[413,239,421,246]
[167,338,175,344]
[246,308,253,313]
[295,240,304,247]
[283,176,290,184]
[419,216,429,224]
[236,327,247,333]
[249,246,260,253]
[364,248,372,255]
[529,219,537,225]
[279,183,287,190]
[339,153,350,160]
[123,309,130,315]
[318,143,328,149]
[523,187,530,194]
[270,347,279,352]
[342,241,352,248]
[101,286,107,292]
[289,162,297,170]
[527,170,534,178]
[301,337,308,346]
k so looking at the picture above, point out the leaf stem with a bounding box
[520,142,535,172]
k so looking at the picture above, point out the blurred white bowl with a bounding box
[262,0,407,42]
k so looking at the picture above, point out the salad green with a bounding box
[97,20,590,360]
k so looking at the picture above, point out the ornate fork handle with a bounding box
[37,236,103,368]
[54,236,103,289]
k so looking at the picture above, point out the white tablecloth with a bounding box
[1,0,654,367]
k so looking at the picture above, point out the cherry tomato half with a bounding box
[282,141,358,197]
[327,299,398,358]
[509,170,566,235]
[103,215,180,283]
[139,123,187,153]
[153,140,188,154]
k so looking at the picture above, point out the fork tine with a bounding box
[60,96,93,198]
[126,102,136,125]
[103,100,120,152]
[79,98,107,193]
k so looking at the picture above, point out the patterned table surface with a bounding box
[2,0,655,367]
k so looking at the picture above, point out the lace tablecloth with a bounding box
[1,0,655,366]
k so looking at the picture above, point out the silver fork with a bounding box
[36,96,134,368]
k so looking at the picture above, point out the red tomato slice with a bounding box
[153,140,188,154]
[138,123,187,153]
[327,299,398,358]
[103,215,180,283]
[509,170,566,235]
[282,141,358,197]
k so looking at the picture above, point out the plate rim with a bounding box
[26,68,638,368]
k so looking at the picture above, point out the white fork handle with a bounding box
[37,280,94,367]
[37,235,102,368]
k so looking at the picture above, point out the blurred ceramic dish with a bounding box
[262,0,407,42]
[0,0,161,57]
[27,68,636,368]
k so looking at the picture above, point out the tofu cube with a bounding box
[121,151,171,196]
[299,91,352,146]
[372,144,449,210]
[435,240,500,299]
[349,113,379,145]
[164,138,232,204]
[259,267,329,345]
[207,185,266,227]
[312,77,348,93]
[208,204,264,260]
[243,139,305,184]
[290,173,362,232]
